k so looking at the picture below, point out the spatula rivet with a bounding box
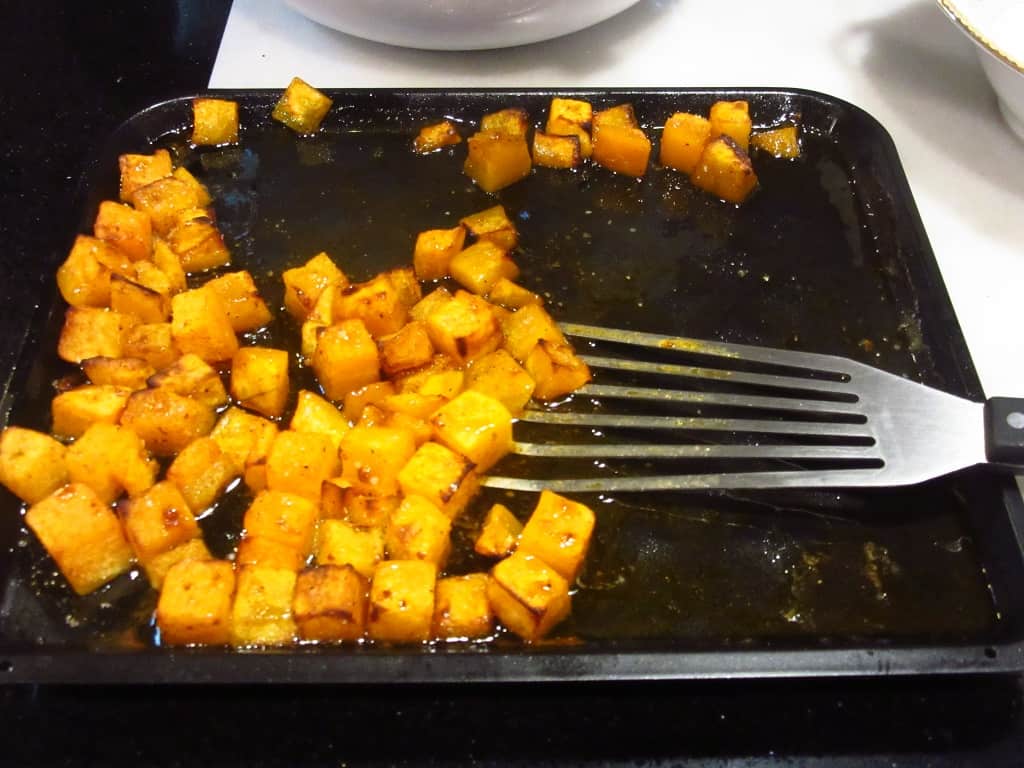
[1007,412,1024,430]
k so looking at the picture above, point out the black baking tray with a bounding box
[1,89,1023,684]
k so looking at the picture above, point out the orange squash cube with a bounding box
[592,104,651,177]
[409,286,453,323]
[166,436,239,513]
[545,97,593,158]
[412,225,466,281]
[272,77,333,134]
[109,274,170,323]
[56,236,116,309]
[367,560,437,643]
[131,177,206,237]
[431,390,513,473]
[378,321,434,377]
[170,288,239,363]
[691,136,758,204]
[231,346,290,419]
[0,427,69,505]
[51,384,132,439]
[118,149,173,202]
[171,166,213,207]
[66,422,157,503]
[316,518,385,579]
[157,558,235,645]
[119,480,200,564]
[337,489,400,528]
[80,356,152,391]
[231,565,297,646]
[205,270,273,332]
[58,307,136,363]
[425,290,501,364]
[119,387,217,456]
[333,273,410,338]
[166,215,231,274]
[290,389,350,453]
[242,489,320,562]
[123,322,179,370]
[144,537,212,589]
[449,240,520,296]
[709,100,752,153]
[433,573,493,640]
[488,551,571,641]
[466,349,536,415]
[524,339,592,400]
[282,252,347,321]
[750,125,801,159]
[660,112,712,175]
[480,107,529,139]
[464,132,532,193]
[384,495,452,566]
[343,381,397,422]
[210,406,279,474]
[192,97,239,146]
[266,430,341,501]
[236,535,307,572]
[532,131,582,169]
[339,425,417,496]
[293,564,368,642]
[459,205,519,250]
[474,502,523,558]
[413,120,462,153]
[499,302,567,363]
[486,278,542,310]
[519,490,595,583]
[94,200,152,261]
[148,352,229,410]
[312,319,381,402]
[397,440,478,519]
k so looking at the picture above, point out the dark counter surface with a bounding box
[1,2,1023,765]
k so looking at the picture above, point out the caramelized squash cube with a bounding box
[272,77,333,134]
[474,502,523,558]
[167,216,231,273]
[282,252,347,321]
[290,389,350,453]
[750,125,801,159]
[367,560,437,643]
[231,565,297,646]
[26,483,134,595]
[210,406,278,473]
[192,97,239,146]
[709,99,752,153]
[464,132,532,193]
[148,352,229,409]
[433,573,493,640]
[397,441,478,519]
[123,322,179,370]
[157,558,234,645]
[409,286,453,323]
[170,287,239,363]
[466,349,536,415]
[380,393,447,420]
[385,495,452,566]
[130,177,205,237]
[592,104,651,177]
[486,278,542,310]
[118,149,173,202]
[393,355,464,398]
[205,270,273,332]
[546,97,593,158]
[691,136,758,204]
[236,534,307,571]
[316,518,385,578]
[166,436,239,513]
[425,290,501,364]
[339,489,400,528]
[58,307,136,363]
[0,427,69,505]
[171,166,213,207]
[131,259,176,300]
[532,131,582,169]
[413,120,463,153]
[231,346,290,419]
[94,200,152,261]
[412,225,466,281]
[57,235,120,308]
[519,490,595,583]
[449,240,520,296]
[379,321,434,377]
[431,390,513,472]
[293,564,368,642]
[110,274,170,323]
[119,387,216,456]
[500,302,567,363]
[151,238,188,294]
[660,112,712,175]
[488,551,571,641]
[66,423,157,503]
[243,489,320,560]
[144,537,212,589]
[81,356,154,390]
[265,430,341,501]
[480,107,529,139]
[333,273,409,338]
[300,320,326,363]
[51,384,132,439]
[343,381,397,422]
[524,339,592,400]
[119,480,200,563]
[459,205,519,250]
[339,425,417,496]
[313,319,381,402]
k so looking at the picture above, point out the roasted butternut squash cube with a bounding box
[319,477,349,520]
[119,387,216,456]
[118,149,173,202]
[464,132,532,193]
[157,558,235,645]
[144,537,212,589]
[124,322,180,370]
[82,356,154,390]
[343,381,397,422]
[410,286,453,323]
[524,339,592,400]
[272,77,333,134]
[433,573,493,640]
[172,166,213,207]
[449,240,520,296]
[167,216,231,273]
[26,483,134,595]
[393,355,465,398]
[166,436,238,513]
[131,177,206,237]
[486,278,542,310]
[691,136,758,204]
[480,107,529,139]
[231,346,290,419]
[231,565,297,646]
[57,235,123,308]
[170,287,239,363]
[413,120,462,153]
[379,321,434,377]
[131,259,175,300]
[192,97,239,145]
[243,489,320,561]
[339,425,417,496]
[474,502,523,558]
[660,112,712,175]
[210,406,279,474]
[466,349,536,415]
[205,270,273,332]
[148,353,229,409]
[385,495,452,566]
[431,390,513,473]
[381,411,432,446]
[397,441,478,519]
[119,481,200,564]
[236,534,307,571]
[333,273,409,338]
[283,252,347,321]
[425,290,501,364]
[380,393,447,420]
[546,97,593,158]
[532,131,582,169]
[500,302,567,363]
[94,200,152,261]
[265,430,340,501]
[592,105,651,177]
[412,225,464,281]
[0,427,69,505]
[109,274,170,323]
[709,99,752,152]
[66,422,157,503]
[519,490,595,583]
[294,565,368,642]
[488,551,570,641]
[290,389,350,453]
[58,307,136,363]
[313,319,381,402]
[750,125,801,159]
[316,518,385,579]
[300,320,326,363]
[339,489,400,528]
[355,404,386,428]
[367,560,437,643]
[460,205,519,250]
[385,266,422,307]
[51,384,132,439]
[151,238,188,295]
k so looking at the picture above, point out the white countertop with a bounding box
[211,0,1024,399]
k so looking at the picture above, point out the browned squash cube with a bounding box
[118,149,173,202]
[231,565,297,646]
[466,349,536,415]
[210,406,279,476]
[144,537,212,589]
[409,286,453,323]
[487,551,570,641]
[152,238,188,294]
[272,77,333,134]
[385,494,452,566]
[339,425,417,496]
[0,427,69,505]
[486,278,542,310]
[57,235,125,308]
[266,430,341,501]
[131,259,176,300]
[691,136,758,204]
[282,252,348,320]
[300,320,326,363]
[192,97,239,146]
[425,290,501,365]
[119,480,200,563]
[381,411,432,446]
[393,355,464,398]
[316,518,384,578]
[384,266,422,308]
[750,125,801,159]
[519,490,595,583]
[290,389,350,453]
[397,441,478,519]
[464,131,532,193]
[82,357,154,390]
[355,404,386,428]
[333,273,410,338]
[412,226,466,282]
[123,322,180,370]
[65,423,156,504]
[367,560,437,643]
[293,564,368,642]
[500,302,567,363]
[343,381,397,422]
[51,384,132,439]
[94,200,152,261]
[119,387,217,456]
[231,346,290,419]
[166,436,239,513]
[338,489,400,528]
[449,240,520,296]
[167,215,231,273]
[431,390,513,473]
[171,166,213,207]
[592,104,651,178]
[433,573,493,640]
[313,319,381,402]
[170,287,239,363]
[243,489,320,561]
[459,204,519,250]
[379,321,434,377]
[660,112,712,175]
[148,353,229,410]
[236,535,307,572]
[532,131,582,169]
[110,274,170,323]
[58,307,136,363]
[524,339,592,400]
[709,100,752,153]
[205,270,273,332]
[319,477,349,519]
[130,177,206,237]
[546,97,593,158]
[480,107,529,139]
[380,392,447,421]
[157,558,235,645]
[474,502,523,558]
[413,120,463,153]
[26,483,134,595]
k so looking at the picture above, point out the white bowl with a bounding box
[937,0,1024,140]
[284,0,642,51]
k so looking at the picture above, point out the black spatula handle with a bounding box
[985,398,1024,464]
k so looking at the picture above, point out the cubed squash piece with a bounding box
[290,389,350,453]
[660,112,712,175]
[205,270,273,332]
[499,302,566,363]
[94,200,152,261]
[384,495,452,566]
[210,407,279,474]
[397,441,478,519]
[431,390,513,473]
[265,430,341,501]
[433,573,493,640]
[57,235,119,308]
[425,290,502,364]
[170,287,239,363]
[449,240,520,296]
[592,104,651,177]
[300,320,326,363]
[51,384,133,439]
[480,107,529,139]
[148,352,229,409]
[339,426,417,496]
[343,381,397,422]
[313,319,381,402]
[459,205,519,250]
[119,480,200,563]
[333,273,409,338]
[409,286,453,323]
[524,339,592,400]
[151,238,188,295]
[546,97,593,158]
[293,564,368,642]
[25,483,134,595]
[166,436,239,513]
[691,136,758,204]
[123,322,179,370]
[243,489,320,561]
[532,131,582,169]
[486,278,542,310]
[474,503,523,558]
[131,259,175,300]
[282,252,347,321]
[231,566,297,646]
[157,558,235,645]
[272,77,333,134]
[413,225,466,281]
[379,321,434,377]
[118,149,173,202]
[750,125,801,159]
[236,535,307,572]
[464,132,532,193]
[466,349,536,416]
[119,387,216,456]
[413,120,462,153]
[130,177,206,237]
[519,490,595,583]
[367,560,437,643]
[488,551,571,641]
[0,427,69,505]
[393,355,465,398]
[316,518,385,579]
[231,346,290,419]
[171,166,213,207]
[82,356,154,390]
[66,422,157,503]
[337,489,400,528]
[167,216,230,273]
[58,307,136,363]
[709,99,752,152]
[192,97,239,145]
[144,537,212,590]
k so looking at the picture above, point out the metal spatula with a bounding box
[483,323,1024,492]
